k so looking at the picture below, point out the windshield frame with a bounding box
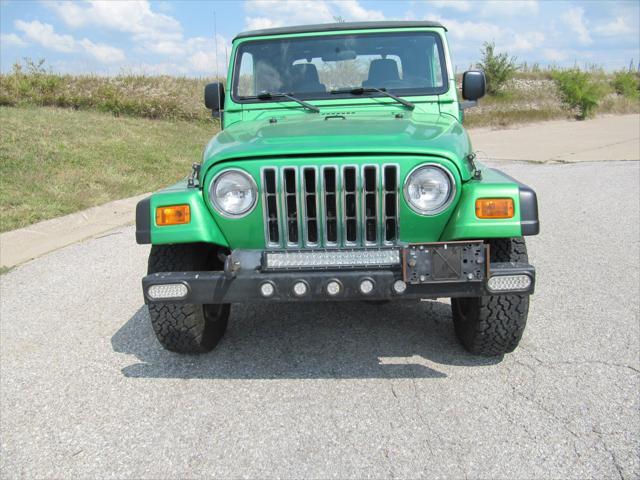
[230,30,450,105]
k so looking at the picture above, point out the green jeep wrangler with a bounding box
[136,21,539,356]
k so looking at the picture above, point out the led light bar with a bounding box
[264,249,401,270]
[487,274,532,292]
[147,283,188,300]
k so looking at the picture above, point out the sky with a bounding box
[1,0,639,76]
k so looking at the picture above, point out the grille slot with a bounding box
[343,166,358,245]
[363,166,378,245]
[263,169,279,246]
[383,165,398,244]
[324,167,338,245]
[283,168,299,245]
[303,168,319,245]
[262,164,399,249]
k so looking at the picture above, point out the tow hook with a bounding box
[224,255,240,279]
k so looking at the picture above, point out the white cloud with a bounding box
[47,0,182,43]
[480,0,538,17]
[129,36,230,77]
[245,0,334,29]
[47,0,193,60]
[243,0,385,30]
[427,15,502,43]
[511,32,545,52]
[246,17,280,30]
[0,32,28,47]
[543,48,567,62]
[78,39,125,63]
[14,20,125,63]
[594,17,633,37]
[187,35,230,74]
[46,0,230,74]
[562,7,592,45]
[429,1,472,13]
[335,0,385,21]
[15,19,76,52]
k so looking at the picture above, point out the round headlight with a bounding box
[209,169,257,217]
[403,164,455,215]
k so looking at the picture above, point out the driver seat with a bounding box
[363,59,400,88]
[288,64,326,93]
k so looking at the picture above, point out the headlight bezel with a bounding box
[403,163,456,216]
[209,168,258,218]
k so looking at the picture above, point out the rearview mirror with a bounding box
[462,70,486,101]
[204,82,225,116]
[321,49,357,62]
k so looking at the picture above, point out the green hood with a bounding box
[202,111,474,180]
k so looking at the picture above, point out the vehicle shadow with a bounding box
[111,300,501,380]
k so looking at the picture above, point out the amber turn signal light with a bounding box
[156,205,190,226]
[475,198,514,219]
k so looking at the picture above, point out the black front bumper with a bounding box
[142,242,535,305]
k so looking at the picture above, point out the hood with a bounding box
[202,110,473,180]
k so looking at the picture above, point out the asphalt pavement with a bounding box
[1,159,639,478]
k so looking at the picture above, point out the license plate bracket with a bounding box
[403,241,486,284]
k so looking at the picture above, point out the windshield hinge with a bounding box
[187,163,201,188]
[466,152,482,180]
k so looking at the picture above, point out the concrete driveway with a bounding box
[1,156,638,478]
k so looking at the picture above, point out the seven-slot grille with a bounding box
[262,165,399,249]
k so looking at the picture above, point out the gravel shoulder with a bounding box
[1,160,638,478]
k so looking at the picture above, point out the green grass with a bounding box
[464,108,568,128]
[0,265,13,275]
[0,106,218,232]
[1,62,638,233]
[0,60,219,123]
[463,73,639,127]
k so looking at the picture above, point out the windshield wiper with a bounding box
[330,87,415,110]
[256,91,319,113]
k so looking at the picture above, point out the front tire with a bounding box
[147,244,230,354]
[451,238,530,356]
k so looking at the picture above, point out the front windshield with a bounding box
[232,31,448,101]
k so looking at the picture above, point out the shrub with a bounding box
[611,71,640,99]
[476,42,519,95]
[552,69,607,119]
[0,58,217,123]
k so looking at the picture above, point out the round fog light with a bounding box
[393,280,407,294]
[359,279,375,295]
[326,280,341,296]
[260,282,275,297]
[293,281,308,297]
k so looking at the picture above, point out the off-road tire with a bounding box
[451,238,529,356]
[147,244,230,354]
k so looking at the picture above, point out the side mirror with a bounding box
[462,70,486,101]
[204,82,225,116]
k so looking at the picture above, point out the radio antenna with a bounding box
[213,10,221,122]
[225,44,228,75]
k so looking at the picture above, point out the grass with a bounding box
[0,61,637,233]
[0,106,218,232]
[0,265,13,275]
[2,59,638,128]
[463,73,639,127]
[0,60,219,123]
[463,77,567,127]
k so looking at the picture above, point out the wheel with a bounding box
[147,243,230,353]
[451,238,530,356]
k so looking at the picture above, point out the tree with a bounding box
[476,42,518,95]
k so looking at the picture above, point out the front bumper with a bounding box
[142,242,536,305]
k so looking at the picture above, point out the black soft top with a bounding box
[233,21,446,41]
